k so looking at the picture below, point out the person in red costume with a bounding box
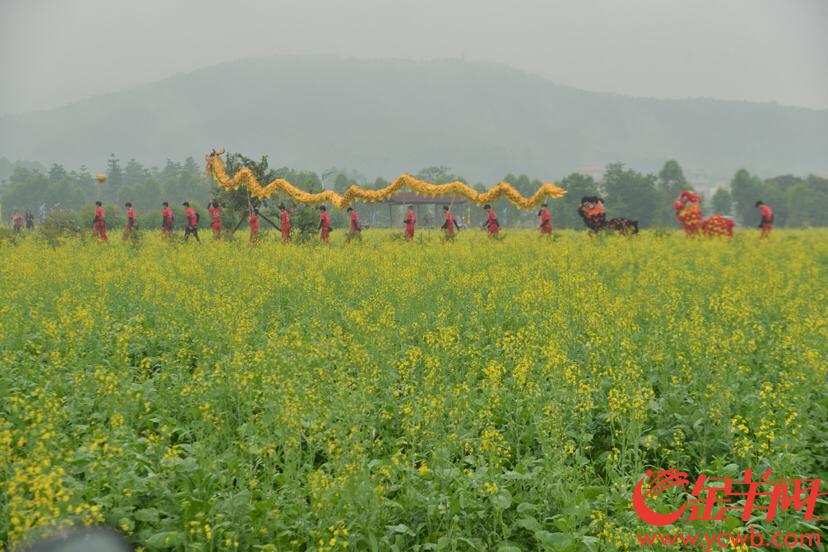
[11,209,24,233]
[92,201,108,242]
[123,202,137,241]
[346,207,362,242]
[182,202,200,242]
[404,205,416,241]
[537,203,552,235]
[208,201,222,239]
[279,204,291,242]
[161,202,174,235]
[441,205,460,238]
[483,204,500,236]
[756,201,774,238]
[248,207,260,244]
[318,205,331,243]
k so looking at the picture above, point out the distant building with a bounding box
[575,165,606,182]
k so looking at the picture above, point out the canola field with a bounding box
[1,229,826,551]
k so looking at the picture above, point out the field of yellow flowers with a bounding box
[1,228,826,551]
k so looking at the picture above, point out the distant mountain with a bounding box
[1,55,826,182]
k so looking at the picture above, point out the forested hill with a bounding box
[1,55,826,182]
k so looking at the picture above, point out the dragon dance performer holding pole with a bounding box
[483,204,500,237]
[248,207,260,244]
[319,205,331,243]
[208,201,222,239]
[92,201,108,242]
[756,201,773,238]
[279,204,291,242]
[183,202,200,242]
[404,205,416,241]
[441,205,460,238]
[346,207,362,242]
[537,203,552,236]
[255,208,280,235]
[123,202,137,241]
[161,202,174,235]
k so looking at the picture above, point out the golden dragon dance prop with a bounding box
[205,153,566,210]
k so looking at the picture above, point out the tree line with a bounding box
[2,155,826,229]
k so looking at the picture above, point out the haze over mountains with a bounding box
[1,55,826,183]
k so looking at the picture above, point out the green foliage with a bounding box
[730,169,763,224]
[370,177,389,190]
[726,171,828,227]
[0,156,213,215]
[333,173,350,194]
[710,187,733,215]
[655,160,689,226]
[602,163,658,227]
[215,152,274,214]
[416,166,461,184]
[0,226,20,245]
[291,206,322,243]
[553,173,599,228]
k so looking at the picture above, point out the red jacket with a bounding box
[486,210,499,230]
[208,206,221,225]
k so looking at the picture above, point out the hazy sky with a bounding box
[1,0,827,115]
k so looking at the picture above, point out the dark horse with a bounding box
[577,196,638,235]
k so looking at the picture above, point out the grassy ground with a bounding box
[1,228,826,550]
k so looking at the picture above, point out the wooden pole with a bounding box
[231,214,246,234]
[259,213,279,230]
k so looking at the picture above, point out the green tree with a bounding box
[416,166,459,184]
[760,175,803,227]
[104,154,124,203]
[554,173,599,229]
[370,177,389,190]
[803,176,828,226]
[215,152,276,217]
[656,160,689,226]
[334,173,350,194]
[710,187,733,215]
[602,163,658,228]
[730,169,762,225]
[124,159,148,188]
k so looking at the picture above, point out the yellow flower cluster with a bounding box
[205,153,567,209]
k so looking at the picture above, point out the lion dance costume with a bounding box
[673,191,734,237]
[577,197,638,235]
